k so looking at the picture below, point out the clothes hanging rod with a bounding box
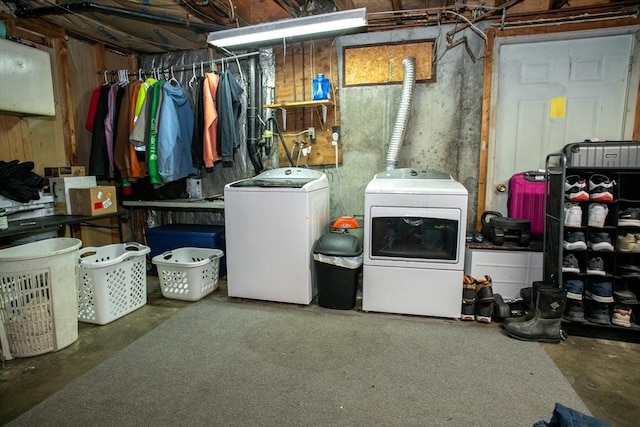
[99,51,260,76]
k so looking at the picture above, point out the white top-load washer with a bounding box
[224,168,329,304]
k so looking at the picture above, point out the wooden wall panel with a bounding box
[272,38,342,167]
[27,44,67,175]
[67,38,100,170]
[344,41,434,86]
[0,116,30,162]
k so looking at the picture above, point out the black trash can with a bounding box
[313,233,363,310]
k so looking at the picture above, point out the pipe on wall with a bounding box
[385,56,416,171]
[247,55,264,174]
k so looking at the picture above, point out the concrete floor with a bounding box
[1,276,639,426]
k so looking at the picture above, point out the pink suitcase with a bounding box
[508,171,546,235]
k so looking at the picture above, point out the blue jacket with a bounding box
[157,82,197,183]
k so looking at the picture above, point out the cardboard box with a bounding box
[44,166,86,178]
[69,186,118,216]
[50,176,97,214]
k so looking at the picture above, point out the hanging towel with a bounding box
[217,69,244,164]
[203,72,220,170]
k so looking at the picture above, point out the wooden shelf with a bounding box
[263,100,333,129]
[263,100,332,109]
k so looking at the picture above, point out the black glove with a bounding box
[0,160,48,203]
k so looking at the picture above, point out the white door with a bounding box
[486,32,638,215]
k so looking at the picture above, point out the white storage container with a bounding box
[50,176,97,214]
[78,242,150,325]
[152,248,223,301]
[0,237,82,358]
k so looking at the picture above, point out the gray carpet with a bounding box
[9,299,588,426]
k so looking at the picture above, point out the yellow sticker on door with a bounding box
[550,97,566,118]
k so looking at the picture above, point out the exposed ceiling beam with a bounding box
[15,1,228,32]
[273,0,303,17]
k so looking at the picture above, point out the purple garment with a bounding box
[104,84,118,178]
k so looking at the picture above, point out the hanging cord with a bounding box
[266,116,295,166]
[333,137,347,216]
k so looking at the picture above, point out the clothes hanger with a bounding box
[188,63,198,88]
[169,66,180,87]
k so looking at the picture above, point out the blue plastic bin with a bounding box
[146,224,226,276]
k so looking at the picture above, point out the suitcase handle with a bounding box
[523,170,545,182]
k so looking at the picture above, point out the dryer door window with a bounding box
[369,207,461,262]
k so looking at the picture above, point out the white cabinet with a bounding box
[464,248,543,300]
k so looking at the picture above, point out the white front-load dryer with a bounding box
[224,168,329,304]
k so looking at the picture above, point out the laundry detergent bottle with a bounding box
[312,73,330,100]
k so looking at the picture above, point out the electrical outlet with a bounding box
[331,125,340,145]
[308,127,315,140]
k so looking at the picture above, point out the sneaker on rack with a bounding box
[616,233,640,253]
[611,304,632,328]
[588,232,614,252]
[585,279,614,303]
[564,203,583,228]
[616,263,640,278]
[618,207,640,227]
[586,256,606,276]
[562,254,580,273]
[564,175,589,202]
[563,231,587,250]
[564,279,584,300]
[564,299,586,323]
[587,203,609,228]
[584,300,611,325]
[589,174,615,202]
[614,287,639,305]
[461,275,476,321]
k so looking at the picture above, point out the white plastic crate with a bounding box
[152,247,223,301]
[78,242,150,325]
[0,237,82,358]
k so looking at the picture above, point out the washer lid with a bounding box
[229,167,326,188]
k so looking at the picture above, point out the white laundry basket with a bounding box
[0,237,82,358]
[78,242,150,325]
[152,247,223,301]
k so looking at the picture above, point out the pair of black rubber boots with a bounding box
[503,281,566,343]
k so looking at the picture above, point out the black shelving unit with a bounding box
[545,148,640,340]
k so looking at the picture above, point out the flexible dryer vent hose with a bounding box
[385,56,416,171]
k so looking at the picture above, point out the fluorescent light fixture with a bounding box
[207,8,367,49]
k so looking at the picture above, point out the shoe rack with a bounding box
[545,150,640,338]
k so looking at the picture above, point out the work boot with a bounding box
[504,287,566,343]
[503,281,555,325]
[474,275,495,323]
[460,275,476,321]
